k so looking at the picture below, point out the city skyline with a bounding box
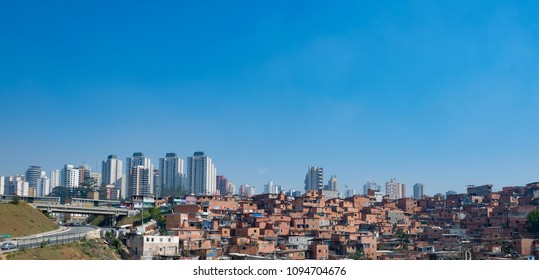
[1,151,535,197]
[2,2,539,195]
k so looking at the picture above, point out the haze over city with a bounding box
[2,1,539,195]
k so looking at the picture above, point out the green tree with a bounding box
[395,228,410,247]
[77,176,101,198]
[348,250,370,260]
[48,186,71,204]
[163,187,189,197]
[527,210,539,233]
[148,207,166,224]
[147,207,167,234]
[10,195,20,205]
[502,240,514,254]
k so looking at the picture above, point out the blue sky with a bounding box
[1,1,539,195]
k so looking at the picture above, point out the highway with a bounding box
[33,203,130,216]
[11,225,98,250]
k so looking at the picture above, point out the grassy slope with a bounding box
[5,239,121,260]
[116,211,151,226]
[0,203,58,237]
[89,215,105,226]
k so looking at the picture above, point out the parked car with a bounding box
[0,242,17,250]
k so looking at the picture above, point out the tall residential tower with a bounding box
[159,153,184,196]
[305,166,324,191]
[413,183,424,200]
[25,166,43,189]
[216,175,229,196]
[126,152,154,197]
[326,175,338,191]
[386,178,405,200]
[186,151,216,195]
[61,164,79,188]
[102,155,124,197]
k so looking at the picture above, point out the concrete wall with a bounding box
[85,228,101,240]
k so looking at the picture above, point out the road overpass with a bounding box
[33,203,131,216]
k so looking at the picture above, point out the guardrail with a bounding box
[13,232,87,250]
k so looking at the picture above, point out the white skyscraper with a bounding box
[187,151,216,195]
[264,181,278,194]
[130,166,152,197]
[50,170,61,189]
[241,184,256,196]
[153,169,160,197]
[305,166,324,191]
[25,166,43,189]
[326,175,338,191]
[239,184,248,196]
[6,175,28,196]
[61,164,80,188]
[385,178,404,200]
[120,173,126,198]
[159,153,184,195]
[36,177,50,196]
[248,185,256,196]
[126,152,154,197]
[102,155,123,196]
[345,186,355,197]
[0,176,4,195]
[228,181,236,195]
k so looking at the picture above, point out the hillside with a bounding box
[0,203,58,237]
[116,211,151,226]
[4,239,121,260]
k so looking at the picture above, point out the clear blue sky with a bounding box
[1,1,539,195]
